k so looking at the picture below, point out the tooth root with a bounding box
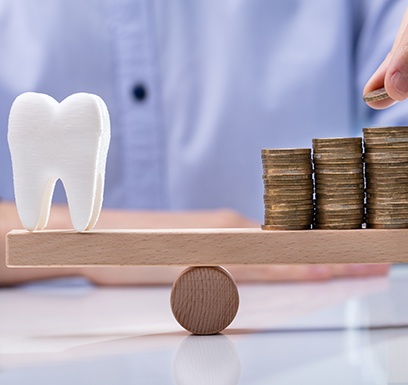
[62,172,104,232]
[86,172,105,230]
[13,172,57,231]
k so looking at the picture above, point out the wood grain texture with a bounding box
[6,228,408,267]
[170,266,239,335]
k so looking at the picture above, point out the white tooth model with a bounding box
[8,92,111,232]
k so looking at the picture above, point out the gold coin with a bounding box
[313,158,362,166]
[365,170,408,176]
[263,185,313,191]
[315,172,364,178]
[263,169,313,176]
[364,143,408,150]
[264,210,314,217]
[263,184,313,191]
[315,190,364,196]
[262,159,311,166]
[313,153,362,162]
[261,224,311,231]
[362,87,390,103]
[314,161,362,168]
[314,216,364,223]
[261,157,312,165]
[264,218,313,226]
[315,215,364,223]
[314,224,362,230]
[315,198,364,205]
[312,137,362,146]
[263,184,313,190]
[314,169,363,175]
[263,194,314,200]
[366,196,408,204]
[315,184,364,190]
[366,214,408,222]
[315,168,363,175]
[262,160,312,167]
[366,223,408,229]
[264,214,314,222]
[315,207,364,215]
[315,214,364,221]
[261,148,311,155]
[263,199,314,205]
[365,175,408,181]
[315,197,364,204]
[264,192,314,199]
[264,204,314,211]
[363,126,408,135]
[364,152,408,163]
[365,163,408,170]
[367,192,408,199]
[366,204,408,210]
[313,147,362,155]
[316,203,363,210]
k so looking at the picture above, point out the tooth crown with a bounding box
[8,92,111,232]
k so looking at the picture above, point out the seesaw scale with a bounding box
[6,228,408,267]
[7,228,406,335]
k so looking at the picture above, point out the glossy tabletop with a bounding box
[2,267,408,384]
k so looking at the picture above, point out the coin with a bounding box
[264,204,315,211]
[315,198,364,205]
[312,137,362,146]
[264,218,313,226]
[264,197,314,204]
[264,211,313,219]
[367,223,408,229]
[261,148,311,155]
[363,126,408,135]
[262,174,312,181]
[313,223,361,230]
[315,184,364,191]
[364,152,408,163]
[314,169,363,176]
[313,152,362,161]
[362,87,390,103]
[367,192,408,199]
[261,224,311,231]
[316,203,363,210]
[366,213,408,221]
[314,175,364,184]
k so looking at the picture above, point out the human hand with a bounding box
[364,7,408,109]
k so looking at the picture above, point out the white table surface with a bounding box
[2,267,408,384]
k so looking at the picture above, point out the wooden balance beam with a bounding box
[6,228,408,267]
[6,228,407,335]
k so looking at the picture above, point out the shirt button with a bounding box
[132,84,147,102]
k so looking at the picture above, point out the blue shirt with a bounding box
[0,0,407,222]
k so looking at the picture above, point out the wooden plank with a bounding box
[6,228,408,267]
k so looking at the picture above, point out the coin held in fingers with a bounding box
[363,87,390,103]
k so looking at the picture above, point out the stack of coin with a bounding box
[313,138,364,229]
[261,148,314,230]
[363,126,408,229]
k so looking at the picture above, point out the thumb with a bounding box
[385,17,408,100]
[363,54,395,109]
